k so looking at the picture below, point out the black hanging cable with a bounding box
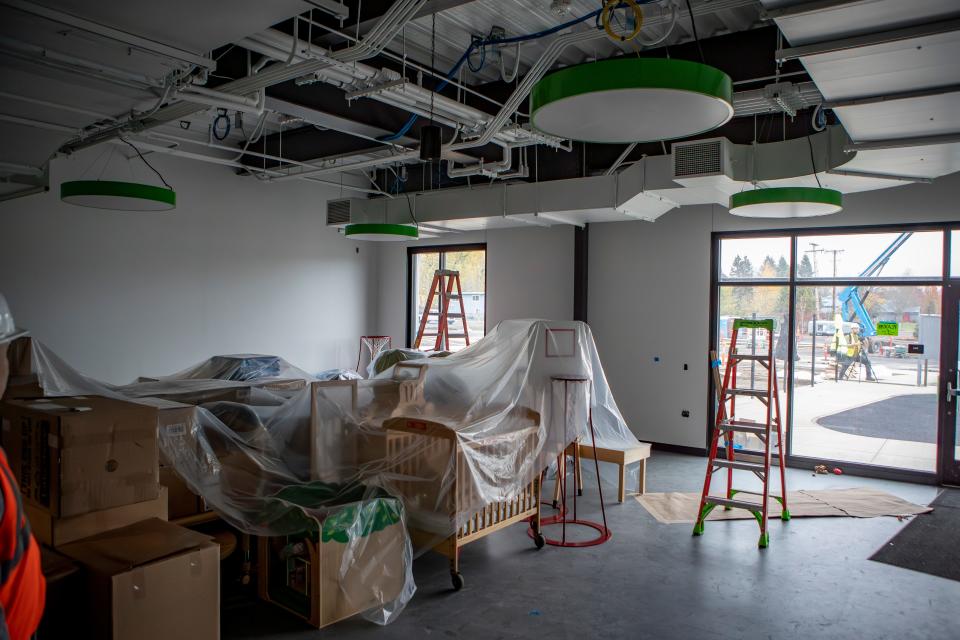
[120,137,173,190]
[806,135,823,188]
[684,0,705,63]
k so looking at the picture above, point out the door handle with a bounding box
[949,381,959,400]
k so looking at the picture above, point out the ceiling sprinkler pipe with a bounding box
[447,145,513,178]
[58,0,428,154]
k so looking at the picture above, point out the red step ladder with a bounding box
[414,269,470,351]
[693,318,789,548]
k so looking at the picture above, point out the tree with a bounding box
[760,256,777,277]
[776,256,789,278]
[796,254,816,328]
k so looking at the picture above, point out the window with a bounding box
[796,231,942,280]
[712,227,951,479]
[719,237,790,281]
[409,245,486,352]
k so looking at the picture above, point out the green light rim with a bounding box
[729,187,843,211]
[530,57,734,143]
[60,180,176,210]
[344,223,419,239]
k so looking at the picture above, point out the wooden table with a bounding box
[556,442,652,504]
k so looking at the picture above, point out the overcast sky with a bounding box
[720,231,947,279]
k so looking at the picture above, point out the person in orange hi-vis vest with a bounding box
[0,293,45,640]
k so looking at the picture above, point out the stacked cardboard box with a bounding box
[0,392,220,639]
[0,395,167,545]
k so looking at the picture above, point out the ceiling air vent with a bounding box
[326,199,352,226]
[673,138,727,179]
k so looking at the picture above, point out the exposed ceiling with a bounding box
[1,0,958,223]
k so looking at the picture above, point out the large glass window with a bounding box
[409,245,486,351]
[791,285,941,472]
[796,231,942,280]
[719,237,790,281]
[713,228,950,479]
[717,285,789,453]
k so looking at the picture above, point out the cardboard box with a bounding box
[27,486,168,548]
[59,518,220,640]
[38,544,83,640]
[159,466,207,521]
[258,499,407,629]
[1,395,159,518]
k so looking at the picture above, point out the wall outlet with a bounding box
[681,410,690,418]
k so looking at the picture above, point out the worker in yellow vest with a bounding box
[837,325,878,381]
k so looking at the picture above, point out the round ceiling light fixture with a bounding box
[530,57,733,143]
[344,223,419,241]
[729,187,843,218]
[60,180,176,211]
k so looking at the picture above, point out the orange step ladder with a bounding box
[693,318,789,548]
[414,269,470,351]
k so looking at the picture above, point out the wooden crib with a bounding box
[382,409,545,590]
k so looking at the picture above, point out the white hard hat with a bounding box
[0,293,27,345]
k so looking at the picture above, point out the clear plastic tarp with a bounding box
[21,319,642,628]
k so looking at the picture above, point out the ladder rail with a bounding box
[694,319,787,548]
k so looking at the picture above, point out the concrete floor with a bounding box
[224,453,957,640]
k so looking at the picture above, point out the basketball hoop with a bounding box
[356,335,392,374]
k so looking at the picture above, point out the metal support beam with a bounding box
[0,184,47,202]
[823,84,960,109]
[761,0,875,21]
[776,18,960,62]
[0,112,75,133]
[826,168,933,183]
[844,132,960,152]
[0,0,215,69]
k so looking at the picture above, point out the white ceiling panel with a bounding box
[843,143,960,179]
[835,92,960,141]
[764,0,960,46]
[22,0,313,54]
[800,31,960,101]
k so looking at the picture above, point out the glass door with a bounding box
[941,282,960,485]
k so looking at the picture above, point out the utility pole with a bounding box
[805,243,823,387]
[821,249,845,317]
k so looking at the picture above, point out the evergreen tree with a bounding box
[798,254,814,278]
[776,256,789,278]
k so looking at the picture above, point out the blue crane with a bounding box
[836,232,913,338]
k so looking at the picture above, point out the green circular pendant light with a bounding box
[729,187,843,218]
[344,223,419,241]
[530,57,733,144]
[60,180,176,211]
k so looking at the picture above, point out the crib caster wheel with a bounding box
[534,533,546,549]
[451,572,464,591]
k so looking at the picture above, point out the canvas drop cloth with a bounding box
[636,488,932,524]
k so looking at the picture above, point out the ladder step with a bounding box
[447,294,461,299]
[435,269,459,276]
[705,496,760,512]
[730,354,769,362]
[726,388,770,399]
[713,459,766,472]
[721,420,768,435]
[427,312,463,316]
[447,334,467,338]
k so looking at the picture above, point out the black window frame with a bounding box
[406,243,488,348]
[710,221,954,484]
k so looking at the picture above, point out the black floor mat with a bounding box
[818,393,938,443]
[870,489,960,581]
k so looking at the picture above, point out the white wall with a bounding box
[590,173,960,449]
[0,150,378,383]
[376,225,575,345]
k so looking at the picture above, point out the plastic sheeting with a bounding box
[25,319,641,627]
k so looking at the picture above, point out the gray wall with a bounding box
[589,173,960,448]
[0,150,378,383]
[376,225,574,345]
